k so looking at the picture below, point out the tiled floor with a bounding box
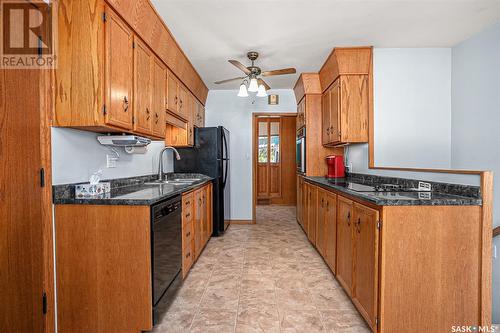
[153,205,370,333]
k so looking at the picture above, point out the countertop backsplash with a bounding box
[51,127,174,185]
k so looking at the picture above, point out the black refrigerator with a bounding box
[174,126,230,236]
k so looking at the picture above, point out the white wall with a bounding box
[51,128,173,184]
[205,89,297,220]
[449,22,500,323]
[373,48,452,169]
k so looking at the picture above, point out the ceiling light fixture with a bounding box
[248,77,259,92]
[256,84,267,97]
[237,81,248,97]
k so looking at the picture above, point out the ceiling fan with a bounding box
[214,51,296,97]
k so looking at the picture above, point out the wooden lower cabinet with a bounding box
[182,182,213,277]
[297,180,486,332]
[305,183,318,245]
[323,191,337,273]
[296,175,304,226]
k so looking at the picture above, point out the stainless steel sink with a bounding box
[144,180,194,186]
[172,178,201,182]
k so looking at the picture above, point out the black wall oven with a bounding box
[151,195,182,325]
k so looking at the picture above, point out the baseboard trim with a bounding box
[226,219,255,225]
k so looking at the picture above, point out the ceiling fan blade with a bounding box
[258,78,271,91]
[228,60,251,75]
[214,76,246,84]
[262,68,297,76]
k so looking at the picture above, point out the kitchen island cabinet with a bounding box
[298,176,487,332]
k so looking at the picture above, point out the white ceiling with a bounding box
[151,0,500,90]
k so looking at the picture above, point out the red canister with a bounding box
[325,155,345,178]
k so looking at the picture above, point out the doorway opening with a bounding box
[252,113,297,222]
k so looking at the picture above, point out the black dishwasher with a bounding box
[151,195,182,324]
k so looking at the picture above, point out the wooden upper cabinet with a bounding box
[133,36,152,135]
[336,195,354,296]
[166,70,180,115]
[104,7,134,130]
[319,47,371,146]
[322,75,367,146]
[296,98,306,130]
[352,203,379,331]
[151,57,167,138]
[194,100,205,128]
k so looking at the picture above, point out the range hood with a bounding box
[97,135,151,147]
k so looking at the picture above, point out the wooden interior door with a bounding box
[336,196,354,296]
[256,118,282,200]
[133,37,152,135]
[352,203,379,330]
[1,69,46,332]
[104,7,133,130]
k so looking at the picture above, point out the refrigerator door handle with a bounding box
[223,160,228,189]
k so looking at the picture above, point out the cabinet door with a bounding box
[166,70,179,114]
[178,85,189,120]
[133,37,152,135]
[307,185,317,245]
[352,203,379,330]
[151,57,166,137]
[316,189,326,256]
[194,189,203,259]
[302,183,309,234]
[199,105,205,127]
[324,192,337,273]
[104,7,133,130]
[202,187,209,245]
[336,196,353,296]
[329,79,341,143]
[187,95,195,146]
[321,90,331,146]
[206,183,213,236]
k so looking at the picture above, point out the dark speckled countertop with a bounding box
[53,173,213,206]
[304,174,482,206]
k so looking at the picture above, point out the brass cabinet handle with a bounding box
[186,212,191,218]
[326,128,330,134]
[347,211,351,226]
[356,218,361,233]
[146,108,150,120]
[186,231,191,237]
[123,96,129,112]
[186,252,191,258]
[155,113,159,124]
[185,200,190,205]
[174,96,178,105]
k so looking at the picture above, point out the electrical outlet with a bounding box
[418,181,432,191]
[106,154,117,168]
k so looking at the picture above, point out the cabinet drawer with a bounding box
[182,244,193,277]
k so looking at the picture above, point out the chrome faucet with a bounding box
[158,146,181,181]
